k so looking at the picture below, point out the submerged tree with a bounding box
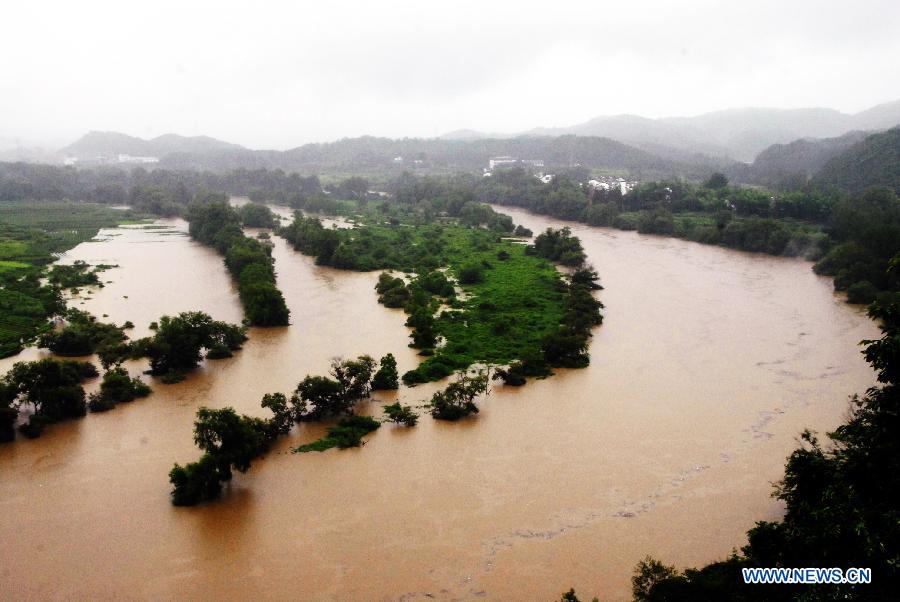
[382,402,418,426]
[88,367,151,412]
[370,353,399,390]
[292,355,376,420]
[0,358,97,439]
[428,371,489,421]
[130,311,247,380]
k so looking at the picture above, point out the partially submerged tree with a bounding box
[428,371,489,421]
[370,353,399,390]
[292,355,375,420]
[382,402,418,426]
[0,358,97,439]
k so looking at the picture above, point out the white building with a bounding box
[489,156,518,170]
[117,154,159,164]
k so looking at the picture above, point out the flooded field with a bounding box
[0,204,879,600]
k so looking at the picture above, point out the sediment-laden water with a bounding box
[0,203,878,600]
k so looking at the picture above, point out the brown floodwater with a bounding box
[0,203,879,600]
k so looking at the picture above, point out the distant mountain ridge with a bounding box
[158,134,724,179]
[61,131,245,158]
[443,100,900,163]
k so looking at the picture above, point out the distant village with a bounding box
[63,154,159,166]
[483,156,636,194]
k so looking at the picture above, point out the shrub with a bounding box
[382,402,419,426]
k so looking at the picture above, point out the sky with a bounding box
[2,0,900,150]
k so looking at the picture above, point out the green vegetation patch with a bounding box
[292,415,381,453]
[280,208,602,384]
[0,202,141,357]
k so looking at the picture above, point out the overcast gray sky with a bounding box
[2,0,899,150]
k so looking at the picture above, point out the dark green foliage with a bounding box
[375,272,411,308]
[96,367,151,405]
[428,372,489,421]
[418,270,455,297]
[529,227,586,266]
[382,402,418,426]
[187,200,289,326]
[237,202,277,228]
[814,187,900,296]
[846,280,878,304]
[47,260,102,289]
[260,392,294,438]
[168,406,271,505]
[130,311,246,378]
[370,353,399,390]
[514,224,533,237]
[169,389,308,505]
[38,309,128,358]
[539,268,604,369]
[205,343,233,359]
[637,207,676,235]
[457,262,484,284]
[192,406,269,480]
[638,291,900,600]
[0,358,97,440]
[293,415,381,452]
[814,127,900,194]
[292,356,376,420]
[87,391,116,413]
[0,405,16,442]
[169,453,225,506]
[493,362,527,386]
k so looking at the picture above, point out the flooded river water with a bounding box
[0,203,879,600]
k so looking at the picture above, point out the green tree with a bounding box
[382,402,418,426]
[428,371,489,421]
[371,353,400,390]
[0,358,97,439]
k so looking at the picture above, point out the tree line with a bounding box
[186,194,290,326]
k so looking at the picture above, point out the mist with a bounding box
[2,0,900,149]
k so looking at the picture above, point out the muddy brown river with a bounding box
[0,202,879,600]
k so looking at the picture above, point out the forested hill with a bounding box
[732,130,871,189]
[813,127,900,194]
[158,134,725,179]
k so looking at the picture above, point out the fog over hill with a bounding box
[61,131,245,158]
[443,100,900,163]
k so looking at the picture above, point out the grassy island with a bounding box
[279,204,603,385]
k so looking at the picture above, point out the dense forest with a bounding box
[813,127,900,194]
